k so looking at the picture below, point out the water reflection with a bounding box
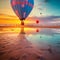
[0,27,60,60]
[0,27,44,60]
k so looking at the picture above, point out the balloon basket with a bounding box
[21,21,24,25]
[20,20,25,34]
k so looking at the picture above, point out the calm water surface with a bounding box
[0,28,60,60]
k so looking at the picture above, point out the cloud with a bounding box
[0,14,60,26]
[27,16,60,26]
[34,16,60,20]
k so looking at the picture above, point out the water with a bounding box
[0,28,60,60]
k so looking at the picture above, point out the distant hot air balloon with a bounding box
[36,20,39,24]
[36,29,39,32]
[10,0,34,25]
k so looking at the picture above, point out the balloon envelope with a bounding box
[10,0,34,20]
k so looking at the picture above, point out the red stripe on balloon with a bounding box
[15,10,21,18]
[12,0,16,6]
[26,1,28,4]
[11,1,33,8]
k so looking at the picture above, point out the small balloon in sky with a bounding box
[40,13,42,14]
[36,20,39,24]
[36,29,39,32]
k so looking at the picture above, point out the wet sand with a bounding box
[0,28,60,60]
[0,33,45,60]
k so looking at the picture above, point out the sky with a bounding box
[0,0,60,17]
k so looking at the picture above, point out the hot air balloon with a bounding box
[10,0,34,25]
[36,20,39,24]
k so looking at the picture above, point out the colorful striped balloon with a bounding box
[10,0,34,20]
